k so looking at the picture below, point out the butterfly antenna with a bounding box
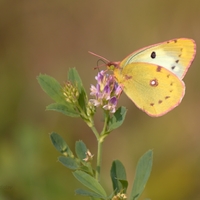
[95,59,108,70]
[88,51,110,63]
[89,51,111,70]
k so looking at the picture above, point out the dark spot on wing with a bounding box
[158,100,162,104]
[174,39,177,43]
[165,96,170,99]
[151,51,156,59]
[171,66,176,70]
[150,103,154,106]
[178,49,183,57]
[176,60,179,63]
[125,75,132,80]
[157,66,161,72]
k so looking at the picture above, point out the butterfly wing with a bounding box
[120,38,196,79]
[113,62,185,117]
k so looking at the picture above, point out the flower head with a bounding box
[89,71,122,113]
[63,82,79,104]
[112,193,127,200]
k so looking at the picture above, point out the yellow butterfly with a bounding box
[90,38,196,117]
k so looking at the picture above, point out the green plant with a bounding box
[37,68,153,200]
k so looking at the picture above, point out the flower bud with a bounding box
[63,82,79,104]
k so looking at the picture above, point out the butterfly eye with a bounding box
[151,51,156,59]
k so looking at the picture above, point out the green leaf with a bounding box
[75,140,94,175]
[75,141,88,161]
[73,170,107,198]
[59,156,80,170]
[75,188,105,199]
[118,179,128,193]
[68,68,88,115]
[107,107,127,133]
[79,165,94,176]
[68,68,84,93]
[78,90,88,114]
[110,160,128,194]
[37,74,66,104]
[130,150,153,200]
[50,132,73,156]
[46,103,79,117]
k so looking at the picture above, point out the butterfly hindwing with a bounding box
[113,62,185,117]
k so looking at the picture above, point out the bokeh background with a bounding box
[0,0,200,199]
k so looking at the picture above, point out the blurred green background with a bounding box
[0,0,200,199]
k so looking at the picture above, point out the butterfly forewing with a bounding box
[120,38,196,79]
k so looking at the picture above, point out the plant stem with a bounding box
[96,112,109,181]
[90,126,99,140]
[96,137,103,181]
[90,125,102,181]
[102,111,109,135]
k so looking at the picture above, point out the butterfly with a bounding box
[90,38,196,117]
